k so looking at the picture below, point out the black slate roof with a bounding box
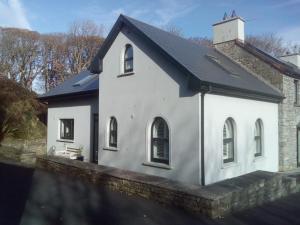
[39,70,98,100]
[91,15,283,102]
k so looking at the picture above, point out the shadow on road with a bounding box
[0,162,34,225]
[2,161,300,225]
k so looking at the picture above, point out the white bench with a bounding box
[55,146,81,160]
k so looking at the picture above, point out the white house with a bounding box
[39,70,99,163]
[42,14,284,185]
[89,15,282,185]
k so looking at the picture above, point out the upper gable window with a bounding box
[124,44,133,73]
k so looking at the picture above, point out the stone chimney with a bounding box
[213,10,245,45]
[280,53,300,68]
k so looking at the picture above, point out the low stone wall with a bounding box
[0,138,46,165]
[1,138,46,155]
[36,156,300,218]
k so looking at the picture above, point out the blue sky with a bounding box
[1,0,300,44]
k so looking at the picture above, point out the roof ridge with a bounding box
[90,14,283,101]
[121,14,212,51]
[235,40,300,77]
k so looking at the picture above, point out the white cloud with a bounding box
[152,0,200,26]
[271,0,300,8]
[0,0,31,29]
[76,0,200,35]
[279,26,300,45]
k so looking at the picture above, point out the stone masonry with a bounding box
[36,156,300,218]
[215,41,300,171]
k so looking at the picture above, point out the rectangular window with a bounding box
[295,80,299,105]
[60,119,74,140]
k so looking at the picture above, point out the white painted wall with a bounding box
[98,28,201,184]
[47,96,98,162]
[213,18,245,44]
[204,94,279,185]
[280,54,300,68]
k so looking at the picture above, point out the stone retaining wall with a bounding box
[1,138,46,155]
[36,156,300,218]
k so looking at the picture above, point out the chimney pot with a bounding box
[231,10,237,18]
[212,13,245,45]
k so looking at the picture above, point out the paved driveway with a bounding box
[1,161,300,225]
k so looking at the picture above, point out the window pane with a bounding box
[256,137,261,154]
[228,141,234,159]
[295,80,299,104]
[109,118,117,147]
[223,118,234,163]
[151,118,169,164]
[223,125,227,138]
[125,45,133,59]
[60,119,74,140]
[124,60,133,72]
[223,143,228,158]
[255,120,263,156]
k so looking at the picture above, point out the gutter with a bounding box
[200,84,210,186]
[38,89,98,102]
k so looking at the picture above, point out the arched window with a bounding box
[223,118,235,163]
[124,44,133,73]
[109,117,118,148]
[254,119,263,157]
[151,117,169,164]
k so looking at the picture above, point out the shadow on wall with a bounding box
[97,30,201,184]
[122,30,198,98]
[104,92,200,184]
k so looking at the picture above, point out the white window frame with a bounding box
[120,43,134,75]
[59,118,74,141]
[254,119,264,157]
[103,116,119,151]
[222,118,236,164]
[144,116,172,168]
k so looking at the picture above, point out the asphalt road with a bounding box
[1,161,300,225]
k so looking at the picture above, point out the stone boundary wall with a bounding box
[1,138,46,155]
[36,156,300,218]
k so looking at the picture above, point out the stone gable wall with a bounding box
[215,41,300,171]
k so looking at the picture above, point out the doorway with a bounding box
[92,114,99,164]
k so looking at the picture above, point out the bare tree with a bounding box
[40,33,69,92]
[189,37,213,47]
[246,33,288,57]
[162,24,184,37]
[66,20,104,74]
[0,28,42,90]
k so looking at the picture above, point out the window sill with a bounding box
[221,161,239,169]
[142,162,172,170]
[253,155,265,162]
[294,103,300,107]
[117,72,135,77]
[103,147,119,151]
[56,139,74,143]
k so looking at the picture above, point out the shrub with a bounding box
[0,77,46,144]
